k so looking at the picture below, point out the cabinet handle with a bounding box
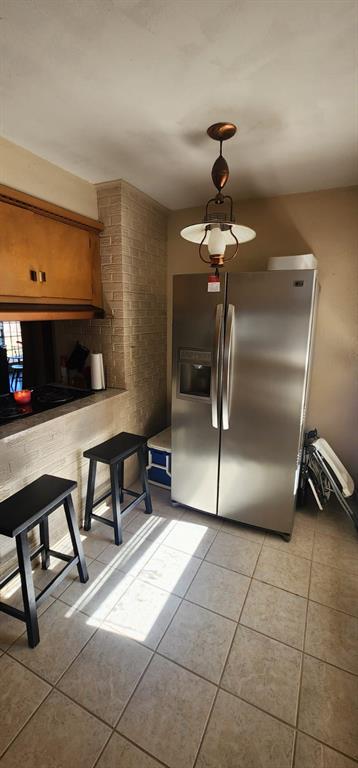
[30,269,37,282]
[39,271,46,283]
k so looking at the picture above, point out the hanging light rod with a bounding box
[181,122,256,269]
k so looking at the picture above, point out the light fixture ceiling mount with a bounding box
[181,122,256,269]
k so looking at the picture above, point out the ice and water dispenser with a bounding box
[178,349,211,400]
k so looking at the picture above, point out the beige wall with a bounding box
[0,137,98,218]
[167,186,358,479]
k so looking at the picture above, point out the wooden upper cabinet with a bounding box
[34,215,93,301]
[0,187,103,309]
[0,203,42,298]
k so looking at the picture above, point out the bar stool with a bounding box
[0,475,88,648]
[83,432,152,546]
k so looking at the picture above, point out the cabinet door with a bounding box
[0,203,41,298]
[35,216,93,301]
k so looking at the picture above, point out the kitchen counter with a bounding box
[0,387,126,440]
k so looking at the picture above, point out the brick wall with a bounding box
[56,179,168,436]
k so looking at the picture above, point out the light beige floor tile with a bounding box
[295,507,317,529]
[161,519,217,558]
[264,518,315,560]
[80,522,115,558]
[222,625,302,725]
[9,599,95,684]
[179,509,223,530]
[294,732,357,768]
[205,531,261,576]
[254,546,311,597]
[186,561,250,621]
[196,689,294,768]
[158,600,235,684]
[315,500,358,543]
[125,511,176,544]
[310,561,358,618]
[59,560,133,624]
[299,655,358,759]
[305,601,358,675]
[240,579,307,649]
[221,519,266,543]
[58,628,152,726]
[138,545,201,597]
[0,655,50,756]
[0,689,110,768]
[118,654,216,768]
[0,582,54,651]
[96,733,163,768]
[313,533,358,575]
[96,528,161,577]
[102,579,181,649]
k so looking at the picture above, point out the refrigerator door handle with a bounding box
[222,303,235,430]
[211,303,223,429]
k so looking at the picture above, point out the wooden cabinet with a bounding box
[0,187,103,313]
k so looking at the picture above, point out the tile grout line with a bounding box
[191,531,267,768]
[291,511,316,768]
[111,527,223,743]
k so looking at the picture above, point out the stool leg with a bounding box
[16,531,39,648]
[39,516,50,570]
[118,460,124,504]
[138,446,152,514]
[64,495,89,584]
[84,459,97,531]
[110,463,123,546]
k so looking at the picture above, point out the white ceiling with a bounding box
[1,0,357,209]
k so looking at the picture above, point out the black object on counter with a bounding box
[0,384,92,426]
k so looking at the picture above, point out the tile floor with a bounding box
[0,486,357,767]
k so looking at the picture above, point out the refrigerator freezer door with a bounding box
[172,273,226,514]
[218,270,317,534]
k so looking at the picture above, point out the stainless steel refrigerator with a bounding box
[171,270,318,537]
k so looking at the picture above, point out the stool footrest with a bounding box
[90,491,147,532]
[0,601,25,622]
[92,488,112,509]
[36,556,79,606]
[47,548,73,563]
[0,543,45,590]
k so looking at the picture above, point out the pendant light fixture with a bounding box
[181,122,256,270]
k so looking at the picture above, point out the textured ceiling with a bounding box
[0,0,357,209]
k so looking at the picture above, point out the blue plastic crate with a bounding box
[147,428,171,489]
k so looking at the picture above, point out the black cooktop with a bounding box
[0,384,92,426]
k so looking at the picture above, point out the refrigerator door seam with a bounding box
[222,303,235,430]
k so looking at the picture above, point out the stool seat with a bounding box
[0,475,77,538]
[84,432,147,465]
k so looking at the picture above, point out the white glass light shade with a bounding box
[181,222,256,245]
[207,226,227,256]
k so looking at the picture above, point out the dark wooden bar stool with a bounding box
[83,432,152,546]
[0,475,88,648]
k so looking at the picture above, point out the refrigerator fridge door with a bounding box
[172,273,226,514]
[218,270,317,535]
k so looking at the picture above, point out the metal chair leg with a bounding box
[64,495,89,584]
[16,531,40,648]
[138,446,152,514]
[110,463,123,546]
[39,516,50,570]
[84,459,97,531]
